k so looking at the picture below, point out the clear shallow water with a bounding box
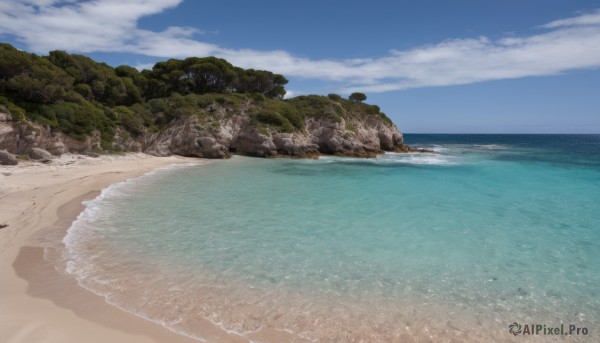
[61,135,600,342]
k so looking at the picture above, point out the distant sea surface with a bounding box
[60,134,600,341]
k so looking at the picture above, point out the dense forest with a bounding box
[0,43,392,153]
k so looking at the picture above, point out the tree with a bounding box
[349,92,367,103]
[187,60,236,94]
[0,47,73,104]
[236,69,288,99]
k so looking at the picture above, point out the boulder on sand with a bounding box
[28,147,53,160]
[0,149,18,165]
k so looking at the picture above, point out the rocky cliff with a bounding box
[0,44,417,165]
[0,95,410,164]
[142,99,405,159]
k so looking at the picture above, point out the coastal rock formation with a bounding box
[112,127,143,153]
[0,98,408,159]
[0,149,18,165]
[144,115,232,158]
[0,111,102,157]
[28,147,53,160]
[0,43,416,160]
[141,100,405,158]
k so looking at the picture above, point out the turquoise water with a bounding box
[62,135,600,342]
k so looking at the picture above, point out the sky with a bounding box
[1,0,599,133]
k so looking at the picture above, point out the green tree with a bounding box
[349,92,367,103]
[0,45,74,104]
[236,69,288,99]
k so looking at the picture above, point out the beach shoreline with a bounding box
[2,149,597,343]
[0,154,360,343]
[0,154,214,343]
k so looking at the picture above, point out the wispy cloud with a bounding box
[1,1,600,93]
[540,9,600,28]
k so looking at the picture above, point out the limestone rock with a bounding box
[112,128,142,153]
[232,130,277,157]
[0,99,408,160]
[0,149,18,165]
[271,133,319,157]
[28,147,53,160]
[145,116,231,158]
[62,131,101,154]
[46,140,67,156]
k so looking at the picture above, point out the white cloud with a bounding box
[1,1,600,93]
[283,90,295,99]
[134,62,155,71]
[0,0,189,53]
[540,9,600,28]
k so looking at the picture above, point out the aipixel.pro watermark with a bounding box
[509,322,588,336]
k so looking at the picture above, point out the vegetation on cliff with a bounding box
[0,42,396,154]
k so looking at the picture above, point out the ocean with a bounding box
[59,134,600,341]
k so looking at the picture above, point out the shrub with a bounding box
[113,106,144,136]
[249,92,266,102]
[287,95,341,122]
[148,98,167,113]
[254,110,294,133]
[345,121,357,132]
[34,101,114,141]
[260,99,304,130]
[327,93,341,101]
[0,96,26,121]
[74,83,93,99]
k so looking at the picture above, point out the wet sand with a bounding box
[0,154,234,343]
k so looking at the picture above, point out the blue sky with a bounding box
[1,1,599,133]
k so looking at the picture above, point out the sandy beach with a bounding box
[0,154,349,343]
[0,154,208,343]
